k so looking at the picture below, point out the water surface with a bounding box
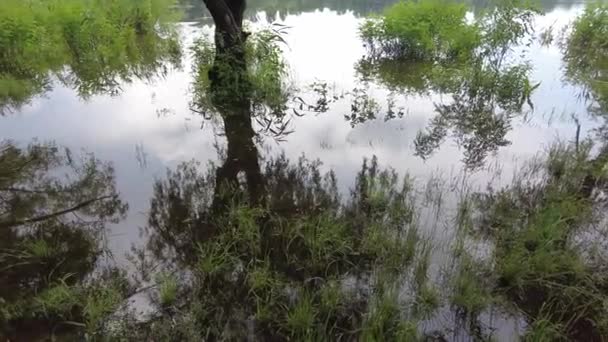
[0,0,593,260]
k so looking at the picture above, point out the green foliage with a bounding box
[157,273,179,307]
[361,0,539,62]
[523,318,566,341]
[0,0,181,113]
[0,141,128,339]
[414,283,440,320]
[450,256,491,315]
[134,154,431,340]
[563,2,608,114]
[361,290,419,341]
[34,280,81,319]
[83,282,125,335]
[463,142,608,340]
[356,0,541,168]
[360,0,480,62]
[284,290,317,337]
[192,25,291,119]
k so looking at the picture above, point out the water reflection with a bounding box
[563,4,608,117]
[178,0,586,22]
[136,11,429,338]
[0,0,604,340]
[351,2,540,168]
[0,141,127,340]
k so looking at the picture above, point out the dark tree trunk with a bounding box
[212,113,265,209]
[201,0,265,211]
[202,0,250,106]
[202,0,247,53]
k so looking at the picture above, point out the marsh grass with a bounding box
[110,154,448,341]
[449,141,608,340]
[4,142,608,340]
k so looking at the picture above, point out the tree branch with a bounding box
[0,187,66,194]
[0,195,115,228]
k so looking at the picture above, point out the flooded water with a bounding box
[0,0,592,260]
[4,0,608,340]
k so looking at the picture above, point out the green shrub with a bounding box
[360,0,481,61]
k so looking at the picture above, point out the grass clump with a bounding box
[450,255,492,316]
[361,290,414,341]
[128,154,433,340]
[461,141,608,340]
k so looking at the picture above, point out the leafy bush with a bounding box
[360,0,481,61]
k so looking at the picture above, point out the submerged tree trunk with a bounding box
[201,0,264,210]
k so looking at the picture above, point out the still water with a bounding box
[0,0,592,262]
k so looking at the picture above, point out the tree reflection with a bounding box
[189,22,330,140]
[356,58,536,169]
[563,3,608,117]
[135,6,429,339]
[353,1,539,169]
[177,0,583,22]
[0,141,128,339]
[414,62,536,168]
[142,152,425,339]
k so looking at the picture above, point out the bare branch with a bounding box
[0,187,65,194]
[0,195,115,228]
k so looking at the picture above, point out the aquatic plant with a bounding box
[135,154,429,340]
[455,141,608,340]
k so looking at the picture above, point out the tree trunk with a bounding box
[202,0,246,53]
[200,0,265,211]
